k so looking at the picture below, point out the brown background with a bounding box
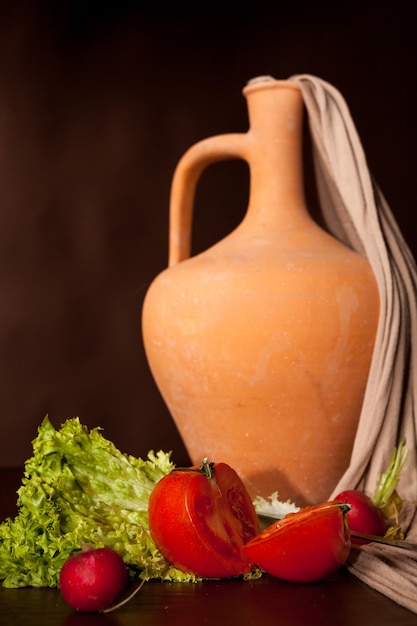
[0,1,416,468]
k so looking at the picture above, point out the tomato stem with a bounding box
[200,458,215,479]
[335,502,352,516]
[172,457,215,479]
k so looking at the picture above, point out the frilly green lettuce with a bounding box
[0,416,198,588]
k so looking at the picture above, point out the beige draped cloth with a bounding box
[289,74,417,613]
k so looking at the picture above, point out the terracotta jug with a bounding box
[142,76,379,505]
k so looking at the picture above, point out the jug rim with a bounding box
[243,75,300,95]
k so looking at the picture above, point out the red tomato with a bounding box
[334,489,386,544]
[242,501,351,583]
[148,459,260,578]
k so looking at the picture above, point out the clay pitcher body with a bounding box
[142,76,379,505]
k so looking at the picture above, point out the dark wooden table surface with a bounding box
[1,468,416,626]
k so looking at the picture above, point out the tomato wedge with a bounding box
[148,459,260,578]
[242,501,351,583]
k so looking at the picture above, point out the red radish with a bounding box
[59,547,128,612]
[334,489,386,543]
[335,439,409,544]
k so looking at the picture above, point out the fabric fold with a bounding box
[347,541,417,614]
[290,74,417,612]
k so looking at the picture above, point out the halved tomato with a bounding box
[148,459,260,578]
[242,501,351,583]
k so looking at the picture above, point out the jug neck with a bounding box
[243,77,309,228]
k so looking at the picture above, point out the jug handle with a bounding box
[168,133,249,266]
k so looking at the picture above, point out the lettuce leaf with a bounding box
[253,491,300,520]
[0,416,198,588]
